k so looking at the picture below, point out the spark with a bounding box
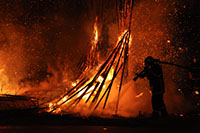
[103,127,107,131]
[194,91,199,95]
[179,114,184,117]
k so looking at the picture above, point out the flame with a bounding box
[0,68,17,94]
[107,68,114,81]
[82,85,95,100]
[135,92,144,98]
[57,96,68,105]
[54,108,61,114]
[92,16,99,47]
[129,35,132,47]
[77,87,88,98]
[47,20,102,113]
[87,16,99,67]
[94,26,98,45]
[0,68,8,94]
[48,67,116,113]
[117,30,128,43]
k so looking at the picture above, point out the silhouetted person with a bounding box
[133,56,168,118]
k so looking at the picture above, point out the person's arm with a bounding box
[133,67,149,81]
[139,67,149,78]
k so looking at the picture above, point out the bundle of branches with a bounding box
[116,0,134,32]
[49,30,131,113]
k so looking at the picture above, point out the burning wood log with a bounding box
[48,30,132,114]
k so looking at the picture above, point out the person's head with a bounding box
[144,56,154,67]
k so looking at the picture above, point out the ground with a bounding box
[0,113,199,133]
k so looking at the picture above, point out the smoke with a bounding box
[0,0,91,103]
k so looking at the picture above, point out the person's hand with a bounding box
[135,73,139,76]
[133,73,139,81]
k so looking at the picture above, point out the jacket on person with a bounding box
[140,62,165,95]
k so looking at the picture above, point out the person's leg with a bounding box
[159,94,168,117]
[152,95,159,118]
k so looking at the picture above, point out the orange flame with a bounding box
[93,16,98,46]
[135,92,144,98]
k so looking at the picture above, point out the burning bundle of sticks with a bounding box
[49,30,131,114]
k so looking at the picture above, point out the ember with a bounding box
[194,91,199,95]
[180,114,184,117]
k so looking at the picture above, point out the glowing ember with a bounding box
[103,127,107,131]
[194,91,199,95]
[193,58,197,63]
[167,40,171,43]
